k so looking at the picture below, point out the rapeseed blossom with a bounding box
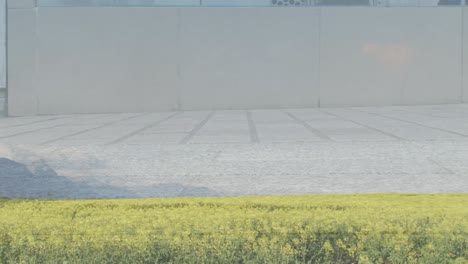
[0,194,467,263]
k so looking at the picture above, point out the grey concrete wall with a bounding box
[7,5,468,116]
[178,8,319,110]
[7,2,37,116]
[320,7,463,107]
[464,6,468,103]
[7,0,36,9]
[0,0,5,89]
[35,8,179,114]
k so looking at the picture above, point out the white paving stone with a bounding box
[0,104,467,199]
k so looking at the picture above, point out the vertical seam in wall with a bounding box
[317,7,322,108]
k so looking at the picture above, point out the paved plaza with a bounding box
[1,104,468,199]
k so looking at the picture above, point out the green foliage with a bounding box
[0,194,467,263]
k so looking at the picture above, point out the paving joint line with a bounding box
[0,114,116,144]
[318,108,404,141]
[106,112,182,145]
[246,110,260,143]
[350,108,468,139]
[0,115,114,139]
[282,110,332,141]
[377,106,458,119]
[0,124,65,139]
[427,158,456,175]
[180,111,215,144]
[0,116,72,129]
[39,112,150,145]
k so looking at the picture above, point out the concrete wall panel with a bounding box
[178,8,320,110]
[35,7,179,114]
[320,8,463,107]
[7,0,35,9]
[464,7,468,103]
[0,0,5,88]
[7,8,37,116]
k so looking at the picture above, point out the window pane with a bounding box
[203,0,271,6]
[437,0,461,5]
[38,0,201,6]
[382,0,439,6]
[316,0,370,5]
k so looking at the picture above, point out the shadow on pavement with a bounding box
[0,158,223,200]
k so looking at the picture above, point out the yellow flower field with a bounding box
[0,194,467,263]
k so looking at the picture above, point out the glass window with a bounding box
[39,0,275,6]
[37,0,201,6]
[316,0,370,5]
[203,0,271,6]
[437,0,462,5]
[271,0,313,6]
[383,0,439,6]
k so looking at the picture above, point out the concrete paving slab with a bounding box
[356,107,468,137]
[122,133,189,145]
[0,104,468,199]
[326,108,468,141]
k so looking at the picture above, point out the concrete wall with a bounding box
[7,5,468,116]
[464,6,468,103]
[36,8,179,114]
[7,1,37,116]
[0,0,5,89]
[178,8,319,110]
[320,7,463,106]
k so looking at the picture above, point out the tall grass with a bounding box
[0,194,467,263]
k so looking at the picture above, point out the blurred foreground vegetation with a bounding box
[0,194,467,263]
